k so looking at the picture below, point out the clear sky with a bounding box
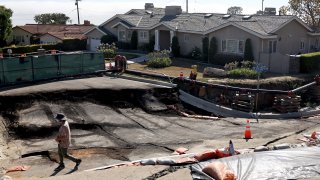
[1,0,289,26]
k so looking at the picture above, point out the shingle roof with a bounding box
[118,12,298,36]
[16,24,95,35]
[125,8,165,15]
[43,32,87,40]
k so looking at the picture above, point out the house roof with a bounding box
[40,31,87,40]
[107,10,312,38]
[15,24,95,36]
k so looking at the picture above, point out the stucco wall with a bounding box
[177,32,202,56]
[260,52,290,73]
[207,25,261,61]
[10,28,32,45]
[86,29,105,40]
[275,20,309,55]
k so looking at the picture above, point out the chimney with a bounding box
[84,20,90,25]
[145,3,154,10]
[165,6,182,16]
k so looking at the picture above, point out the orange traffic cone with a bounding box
[244,120,252,142]
[179,72,183,80]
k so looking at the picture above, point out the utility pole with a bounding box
[186,0,188,13]
[75,0,81,24]
[262,0,264,14]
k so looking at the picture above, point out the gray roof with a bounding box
[116,10,305,36]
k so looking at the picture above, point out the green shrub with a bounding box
[228,68,259,79]
[116,42,131,50]
[56,39,87,51]
[147,50,172,68]
[130,31,138,50]
[188,46,202,60]
[101,34,117,44]
[224,61,239,71]
[208,37,217,63]
[202,37,209,62]
[300,52,320,73]
[241,60,256,69]
[2,44,56,54]
[147,35,155,52]
[244,38,254,61]
[97,43,117,59]
[171,36,180,57]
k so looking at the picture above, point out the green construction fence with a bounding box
[0,52,105,86]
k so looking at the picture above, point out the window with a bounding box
[315,39,319,49]
[221,40,226,52]
[119,30,126,40]
[139,31,147,40]
[221,39,244,54]
[268,40,277,53]
[238,40,244,53]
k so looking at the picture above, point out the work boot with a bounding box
[54,164,65,171]
[75,159,82,167]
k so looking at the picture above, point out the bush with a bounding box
[171,36,180,57]
[130,31,138,50]
[1,44,57,54]
[188,46,202,60]
[97,43,118,59]
[241,60,256,69]
[147,35,155,52]
[116,42,131,50]
[244,38,254,61]
[224,61,239,71]
[300,52,320,73]
[147,50,172,68]
[213,53,244,66]
[101,34,117,44]
[228,68,259,79]
[202,37,209,62]
[208,37,217,63]
[56,39,86,51]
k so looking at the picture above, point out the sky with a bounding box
[1,0,289,26]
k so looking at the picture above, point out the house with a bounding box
[10,21,95,45]
[85,3,320,73]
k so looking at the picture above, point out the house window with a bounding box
[139,31,147,40]
[300,40,305,50]
[227,40,237,53]
[119,30,126,40]
[221,39,244,54]
[221,40,226,52]
[238,40,244,53]
[184,34,189,41]
[268,40,277,53]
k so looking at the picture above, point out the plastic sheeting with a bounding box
[190,147,320,180]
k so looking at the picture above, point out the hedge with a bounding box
[1,39,87,54]
[300,52,320,73]
[212,53,244,66]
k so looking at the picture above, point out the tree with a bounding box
[287,0,320,27]
[279,5,290,15]
[227,6,243,15]
[101,34,117,44]
[171,36,180,57]
[0,6,13,47]
[34,13,70,24]
[130,31,138,50]
[244,38,254,61]
[202,37,209,62]
[208,37,217,63]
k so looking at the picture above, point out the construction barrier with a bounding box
[0,52,105,86]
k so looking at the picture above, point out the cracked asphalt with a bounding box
[0,76,319,179]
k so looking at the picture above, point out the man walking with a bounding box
[54,113,81,171]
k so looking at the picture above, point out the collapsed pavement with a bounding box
[0,76,320,179]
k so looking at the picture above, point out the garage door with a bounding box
[89,38,101,51]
